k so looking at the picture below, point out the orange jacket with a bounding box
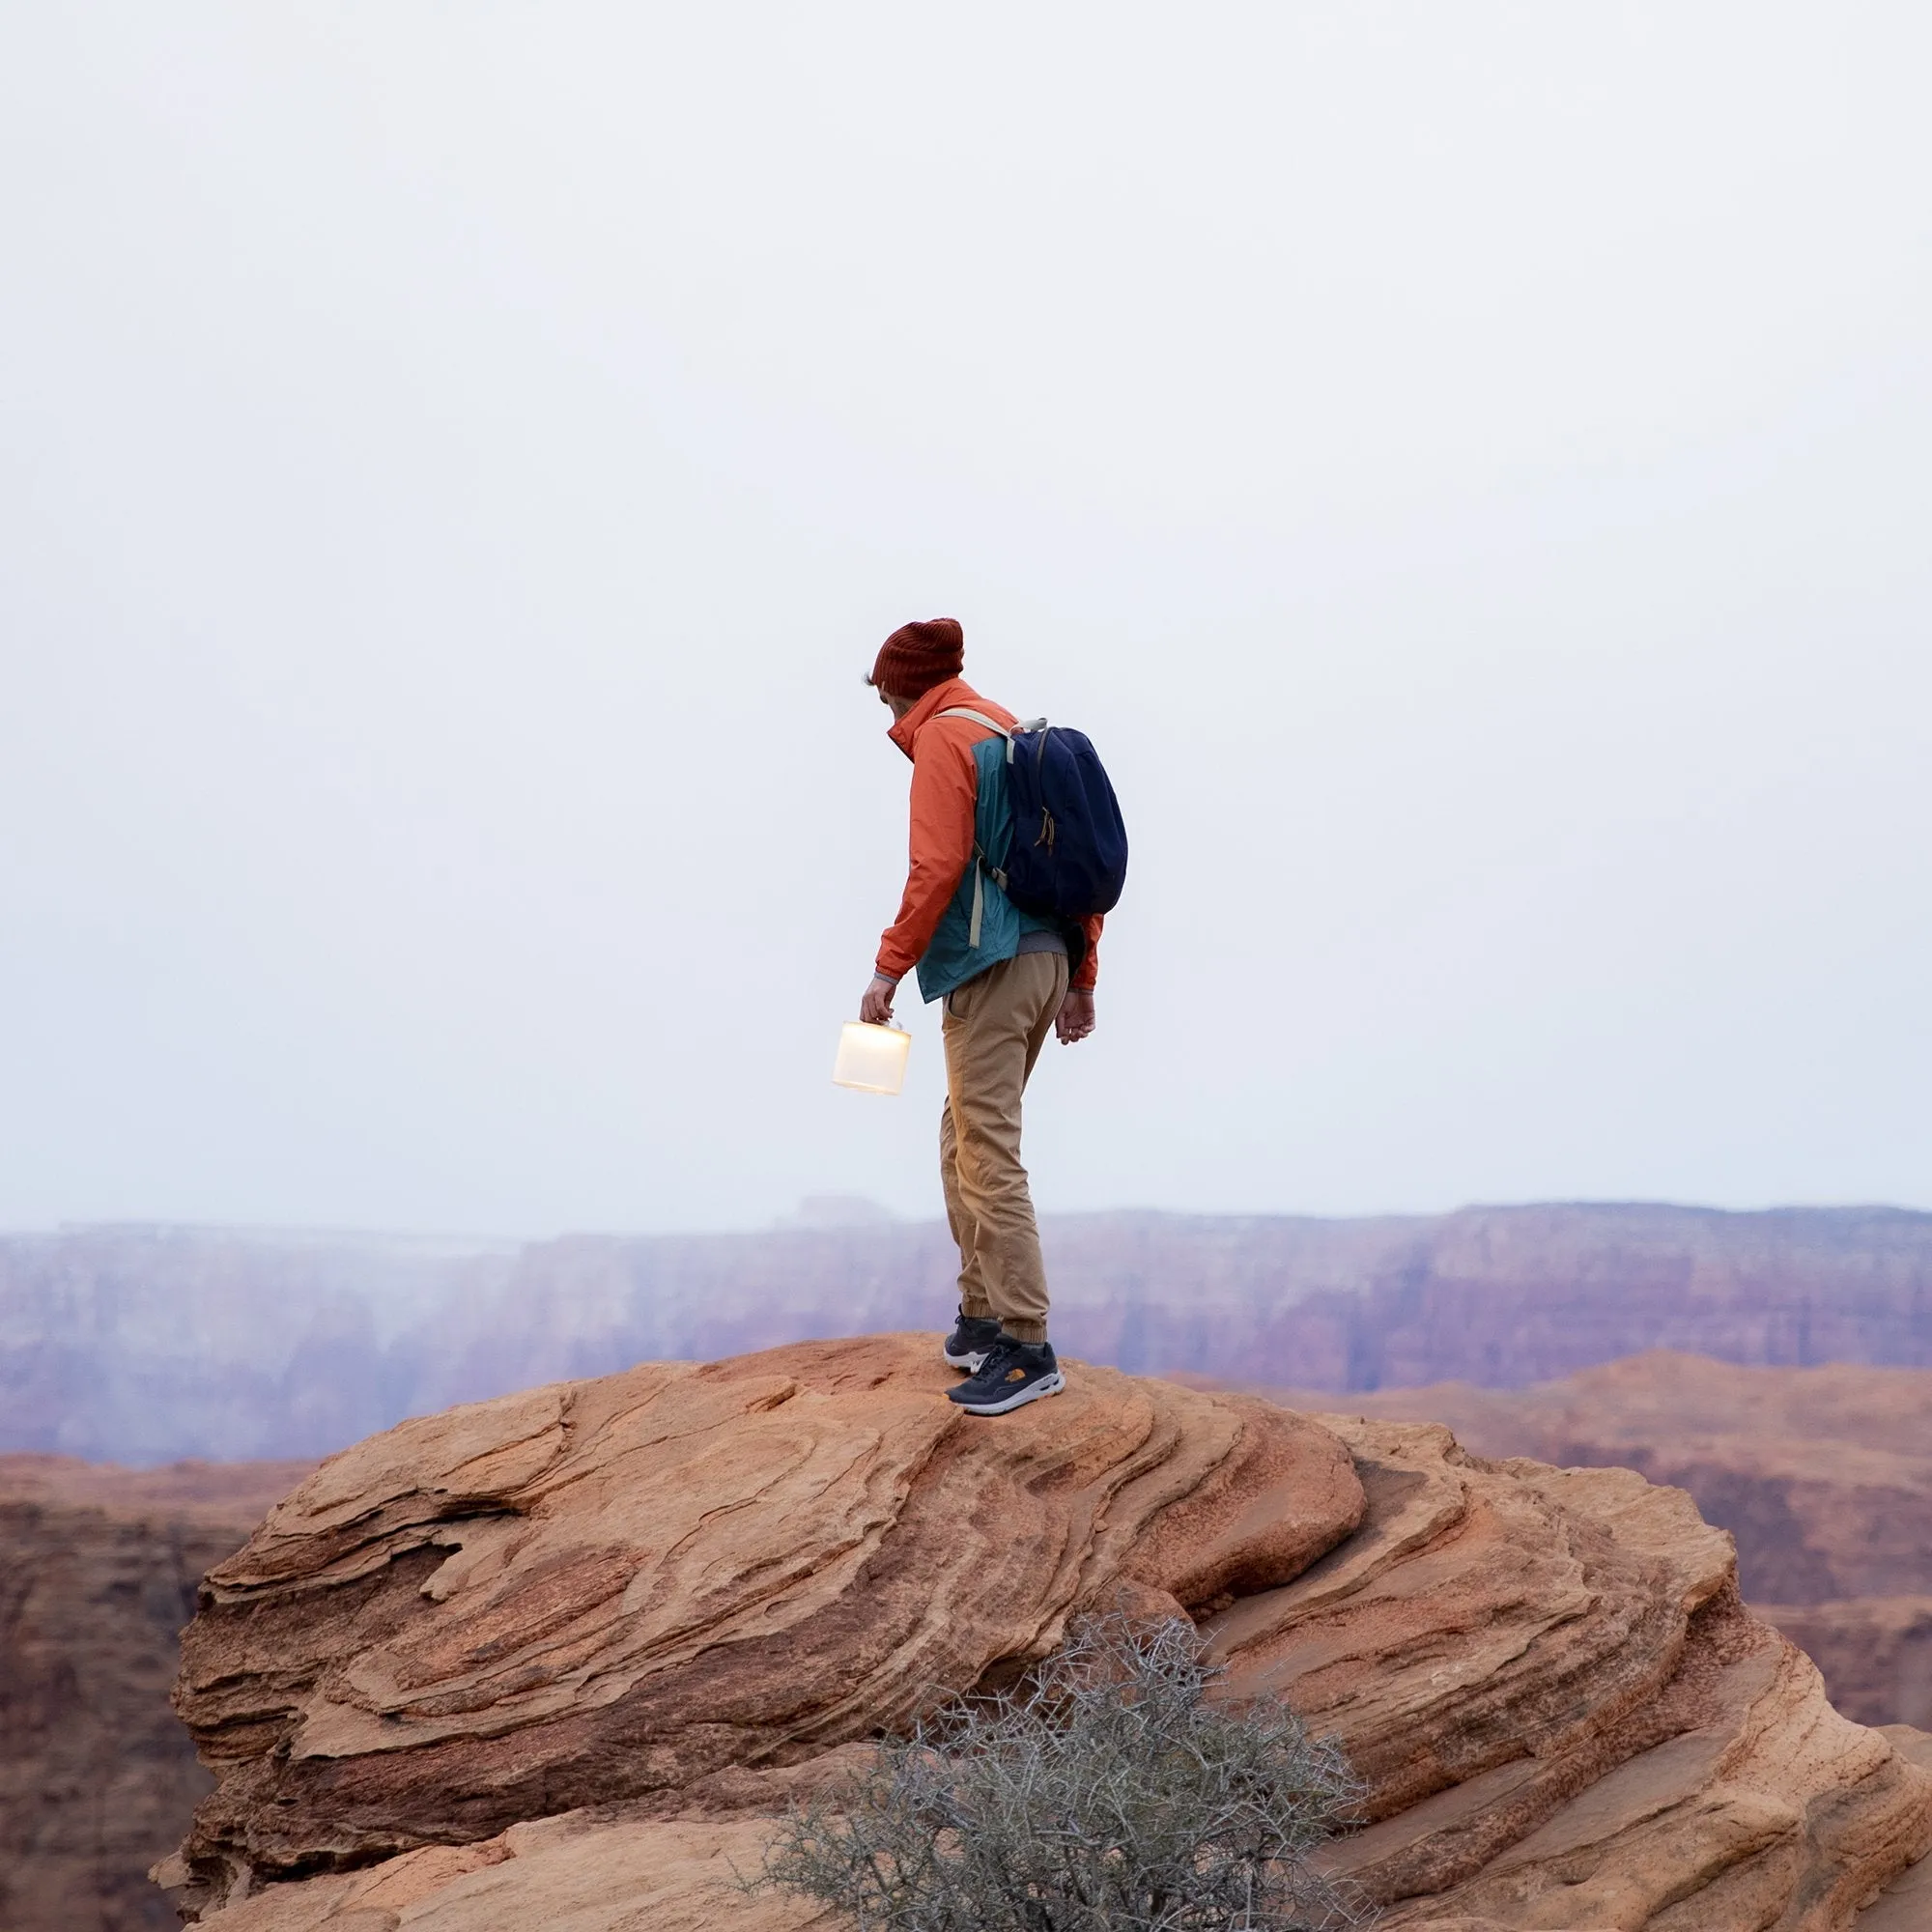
[876,676,1102,991]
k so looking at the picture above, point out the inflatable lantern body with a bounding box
[833,1022,911,1095]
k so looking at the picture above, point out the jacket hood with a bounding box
[887,675,984,761]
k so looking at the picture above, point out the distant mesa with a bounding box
[8,1201,1932,1465]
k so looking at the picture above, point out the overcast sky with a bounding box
[2,3,1928,1237]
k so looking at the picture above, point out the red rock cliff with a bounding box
[162,1338,1932,1929]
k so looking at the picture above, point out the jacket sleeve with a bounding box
[876,726,980,980]
[1074,914,1102,992]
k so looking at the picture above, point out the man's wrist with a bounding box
[870,970,901,989]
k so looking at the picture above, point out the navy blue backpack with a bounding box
[939,709,1129,924]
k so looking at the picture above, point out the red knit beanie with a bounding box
[867,617,964,699]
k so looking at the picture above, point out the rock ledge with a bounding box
[164,1337,1932,1929]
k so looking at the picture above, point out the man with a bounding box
[859,617,1102,1416]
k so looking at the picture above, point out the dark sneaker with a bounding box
[948,1338,1066,1415]
[942,1308,1005,1374]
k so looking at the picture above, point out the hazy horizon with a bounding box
[5,6,1929,1236]
[6,1193,1931,1250]
[10,1200,1932,1465]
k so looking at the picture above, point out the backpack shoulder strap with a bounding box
[935,707,1048,765]
[930,708,1017,946]
[934,706,1010,737]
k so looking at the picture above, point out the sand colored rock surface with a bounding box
[169,1340,1932,1930]
[1254,1350,1932,1730]
[0,1455,313,1932]
[170,1336,1363,1909]
[1855,1728,1932,1928]
[1246,1420,1932,1928]
[156,1814,838,1931]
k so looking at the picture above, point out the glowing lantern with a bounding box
[833,1022,911,1095]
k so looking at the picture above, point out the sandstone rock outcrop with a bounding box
[164,1337,1932,1929]
[166,1335,1361,1903]
[0,1455,313,1932]
[1860,1729,1932,1927]
[1255,1350,1932,1728]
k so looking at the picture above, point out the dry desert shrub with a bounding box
[758,1613,1372,1931]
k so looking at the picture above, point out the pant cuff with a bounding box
[962,1299,995,1321]
[1001,1320,1047,1346]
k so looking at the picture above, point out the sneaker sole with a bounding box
[955,1371,1066,1416]
[942,1346,990,1374]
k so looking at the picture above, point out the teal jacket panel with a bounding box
[914,737,1060,1003]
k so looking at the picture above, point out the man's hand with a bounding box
[860,973,899,1026]
[1056,988,1095,1045]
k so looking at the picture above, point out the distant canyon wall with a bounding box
[0,1457,313,1932]
[5,1203,1931,1463]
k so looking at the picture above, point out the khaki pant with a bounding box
[939,951,1069,1346]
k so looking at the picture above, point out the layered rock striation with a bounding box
[1256,1350,1932,1730]
[164,1337,1931,1929]
[167,1336,1362,1898]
